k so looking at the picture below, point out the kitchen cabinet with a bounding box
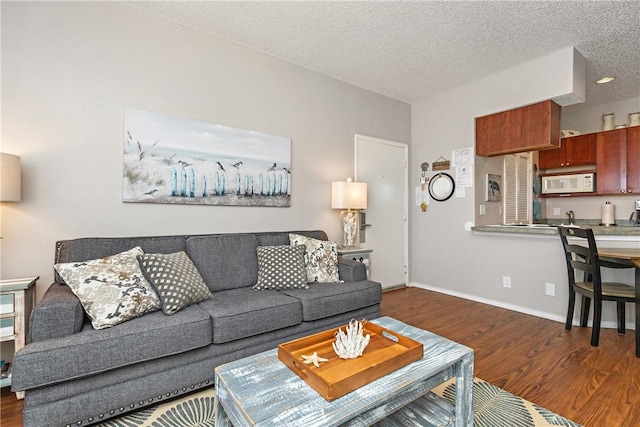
[596,127,640,194]
[476,100,561,157]
[626,126,640,193]
[539,133,597,169]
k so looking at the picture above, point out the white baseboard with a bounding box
[408,282,635,331]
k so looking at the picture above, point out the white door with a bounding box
[355,135,408,289]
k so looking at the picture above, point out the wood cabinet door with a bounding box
[538,139,565,169]
[596,129,627,194]
[476,100,560,156]
[626,126,640,194]
[565,133,597,167]
[475,110,507,157]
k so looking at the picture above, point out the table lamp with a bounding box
[331,178,367,248]
[1,153,21,202]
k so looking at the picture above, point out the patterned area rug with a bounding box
[96,378,580,427]
[432,378,581,427]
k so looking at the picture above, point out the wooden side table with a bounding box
[0,276,38,399]
[337,248,372,279]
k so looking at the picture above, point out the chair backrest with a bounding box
[557,227,602,294]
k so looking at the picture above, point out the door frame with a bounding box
[354,134,409,287]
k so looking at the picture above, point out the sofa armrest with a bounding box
[29,283,85,343]
[338,257,367,282]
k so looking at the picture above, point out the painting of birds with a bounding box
[486,175,502,202]
[137,141,144,161]
[489,180,500,196]
[123,108,291,207]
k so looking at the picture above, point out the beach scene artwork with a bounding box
[123,109,291,207]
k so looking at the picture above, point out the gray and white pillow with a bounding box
[54,246,161,329]
[289,233,339,283]
[137,251,213,315]
[253,245,308,290]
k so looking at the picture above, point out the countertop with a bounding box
[472,223,640,237]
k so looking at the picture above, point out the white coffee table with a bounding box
[215,316,474,426]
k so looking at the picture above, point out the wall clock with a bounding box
[428,172,455,202]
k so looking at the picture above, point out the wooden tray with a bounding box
[278,322,424,401]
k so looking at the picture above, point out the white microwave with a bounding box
[541,173,595,194]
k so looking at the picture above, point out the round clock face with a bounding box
[428,173,455,202]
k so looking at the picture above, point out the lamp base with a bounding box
[340,210,360,248]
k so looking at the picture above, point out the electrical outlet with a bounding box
[545,283,556,296]
[554,207,561,216]
[502,276,511,288]
[479,204,486,215]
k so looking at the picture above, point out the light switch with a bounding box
[479,204,486,215]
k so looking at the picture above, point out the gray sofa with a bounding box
[11,230,382,427]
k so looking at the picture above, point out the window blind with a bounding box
[504,153,531,224]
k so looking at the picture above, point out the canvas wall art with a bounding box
[123,109,291,207]
[485,173,502,202]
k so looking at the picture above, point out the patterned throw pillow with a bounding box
[253,245,308,290]
[54,247,161,329]
[289,233,339,283]
[137,252,213,315]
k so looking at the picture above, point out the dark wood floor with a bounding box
[2,287,640,426]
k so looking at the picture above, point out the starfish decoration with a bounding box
[301,352,329,368]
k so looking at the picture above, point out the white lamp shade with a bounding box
[1,153,21,202]
[331,181,367,209]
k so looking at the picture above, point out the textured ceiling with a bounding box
[128,1,640,109]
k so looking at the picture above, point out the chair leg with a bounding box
[617,302,626,335]
[580,296,591,327]
[591,300,602,347]
[566,291,576,330]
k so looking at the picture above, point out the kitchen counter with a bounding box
[472,223,640,237]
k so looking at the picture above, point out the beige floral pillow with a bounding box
[289,234,339,283]
[54,246,161,329]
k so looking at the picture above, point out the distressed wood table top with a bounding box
[215,316,474,427]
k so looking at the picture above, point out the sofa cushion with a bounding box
[54,236,187,283]
[253,245,307,290]
[138,251,214,315]
[198,288,302,343]
[54,247,161,329]
[11,304,212,390]
[279,280,382,321]
[186,235,259,292]
[289,233,339,283]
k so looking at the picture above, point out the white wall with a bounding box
[563,96,640,134]
[0,2,411,300]
[411,49,635,326]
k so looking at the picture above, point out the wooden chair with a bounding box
[558,226,636,346]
